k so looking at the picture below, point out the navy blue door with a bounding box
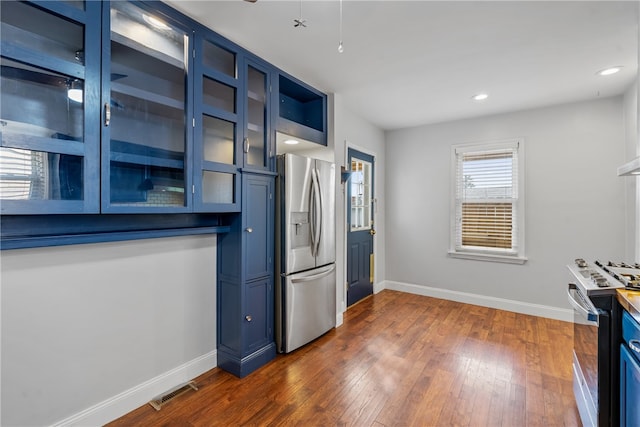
[346,148,374,306]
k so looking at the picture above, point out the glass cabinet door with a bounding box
[0,0,100,214]
[244,60,270,170]
[102,2,190,212]
[194,35,240,212]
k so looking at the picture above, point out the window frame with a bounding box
[448,139,527,264]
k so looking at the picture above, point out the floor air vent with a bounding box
[149,381,198,411]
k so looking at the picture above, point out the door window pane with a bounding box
[202,171,234,204]
[203,115,235,165]
[350,158,372,230]
[202,41,235,78]
[109,2,187,207]
[1,1,84,65]
[0,148,83,200]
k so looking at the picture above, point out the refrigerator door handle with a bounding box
[310,168,322,257]
[309,170,316,257]
[314,167,323,256]
[290,264,336,283]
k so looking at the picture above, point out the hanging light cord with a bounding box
[294,0,306,27]
[338,0,344,53]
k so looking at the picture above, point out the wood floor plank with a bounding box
[107,290,580,427]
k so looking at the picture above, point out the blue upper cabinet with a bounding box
[275,73,327,146]
[100,1,193,213]
[0,0,325,217]
[0,0,101,214]
[193,34,241,212]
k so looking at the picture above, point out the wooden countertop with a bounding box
[617,289,640,323]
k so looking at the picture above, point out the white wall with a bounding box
[385,96,626,312]
[332,93,386,316]
[1,235,217,426]
[623,81,638,261]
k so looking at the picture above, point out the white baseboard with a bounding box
[336,311,344,327]
[373,281,385,294]
[381,280,573,322]
[52,350,217,427]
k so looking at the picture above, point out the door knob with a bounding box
[370,229,376,236]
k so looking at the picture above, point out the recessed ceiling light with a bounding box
[143,14,171,30]
[283,139,299,145]
[471,93,489,101]
[597,66,623,76]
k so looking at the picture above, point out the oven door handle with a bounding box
[567,283,599,324]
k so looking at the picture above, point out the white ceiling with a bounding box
[165,0,639,131]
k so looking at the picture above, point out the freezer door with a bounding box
[283,154,315,274]
[283,264,336,353]
[315,159,336,266]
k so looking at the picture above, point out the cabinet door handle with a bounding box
[245,227,253,233]
[630,339,640,354]
[244,137,250,154]
[245,315,252,322]
[104,102,111,126]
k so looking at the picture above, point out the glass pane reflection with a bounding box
[109,1,187,207]
[246,66,266,167]
[1,1,85,65]
[203,115,234,164]
[110,161,184,206]
[1,58,84,141]
[202,171,234,204]
[0,147,83,200]
[203,77,235,113]
[202,41,235,78]
[61,1,85,10]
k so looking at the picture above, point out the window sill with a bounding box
[447,250,528,265]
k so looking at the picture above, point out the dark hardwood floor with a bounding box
[108,290,580,426]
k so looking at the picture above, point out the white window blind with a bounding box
[454,142,519,255]
[0,147,46,200]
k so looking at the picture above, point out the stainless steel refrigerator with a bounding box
[276,153,336,353]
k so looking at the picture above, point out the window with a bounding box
[449,139,526,264]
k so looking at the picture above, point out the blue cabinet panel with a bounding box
[244,174,273,280]
[218,279,242,354]
[245,277,273,354]
[620,344,640,427]
[620,311,640,427]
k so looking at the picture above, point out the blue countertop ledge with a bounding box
[1,226,230,250]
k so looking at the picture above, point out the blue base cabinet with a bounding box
[620,311,640,427]
[217,172,275,377]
